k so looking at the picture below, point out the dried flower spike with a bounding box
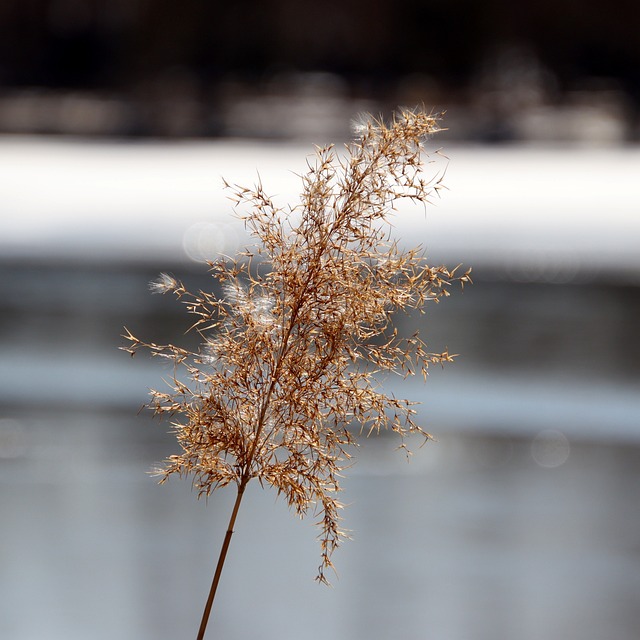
[123,108,470,639]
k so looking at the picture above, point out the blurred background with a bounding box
[1,1,639,639]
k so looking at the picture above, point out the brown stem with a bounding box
[196,483,247,640]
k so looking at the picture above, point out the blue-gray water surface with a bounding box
[1,261,639,640]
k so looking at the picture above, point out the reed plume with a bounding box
[123,108,470,639]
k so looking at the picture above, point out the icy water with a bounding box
[1,261,639,640]
[2,411,640,640]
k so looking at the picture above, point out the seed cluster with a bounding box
[123,109,470,582]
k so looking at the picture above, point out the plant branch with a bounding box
[123,108,470,628]
[196,483,247,640]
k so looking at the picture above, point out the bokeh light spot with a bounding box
[183,221,238,263]
[531,429,570,468]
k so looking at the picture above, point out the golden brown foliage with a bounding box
[123,108,470,583]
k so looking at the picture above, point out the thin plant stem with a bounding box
[196,483,247,640]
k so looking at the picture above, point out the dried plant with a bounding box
[123,108,470,639]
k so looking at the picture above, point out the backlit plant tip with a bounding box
[122,108,470,639]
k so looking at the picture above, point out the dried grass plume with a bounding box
[123,107,470,637]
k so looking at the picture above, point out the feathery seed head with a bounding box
[124,108,470,583]
[148,272,179,295]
